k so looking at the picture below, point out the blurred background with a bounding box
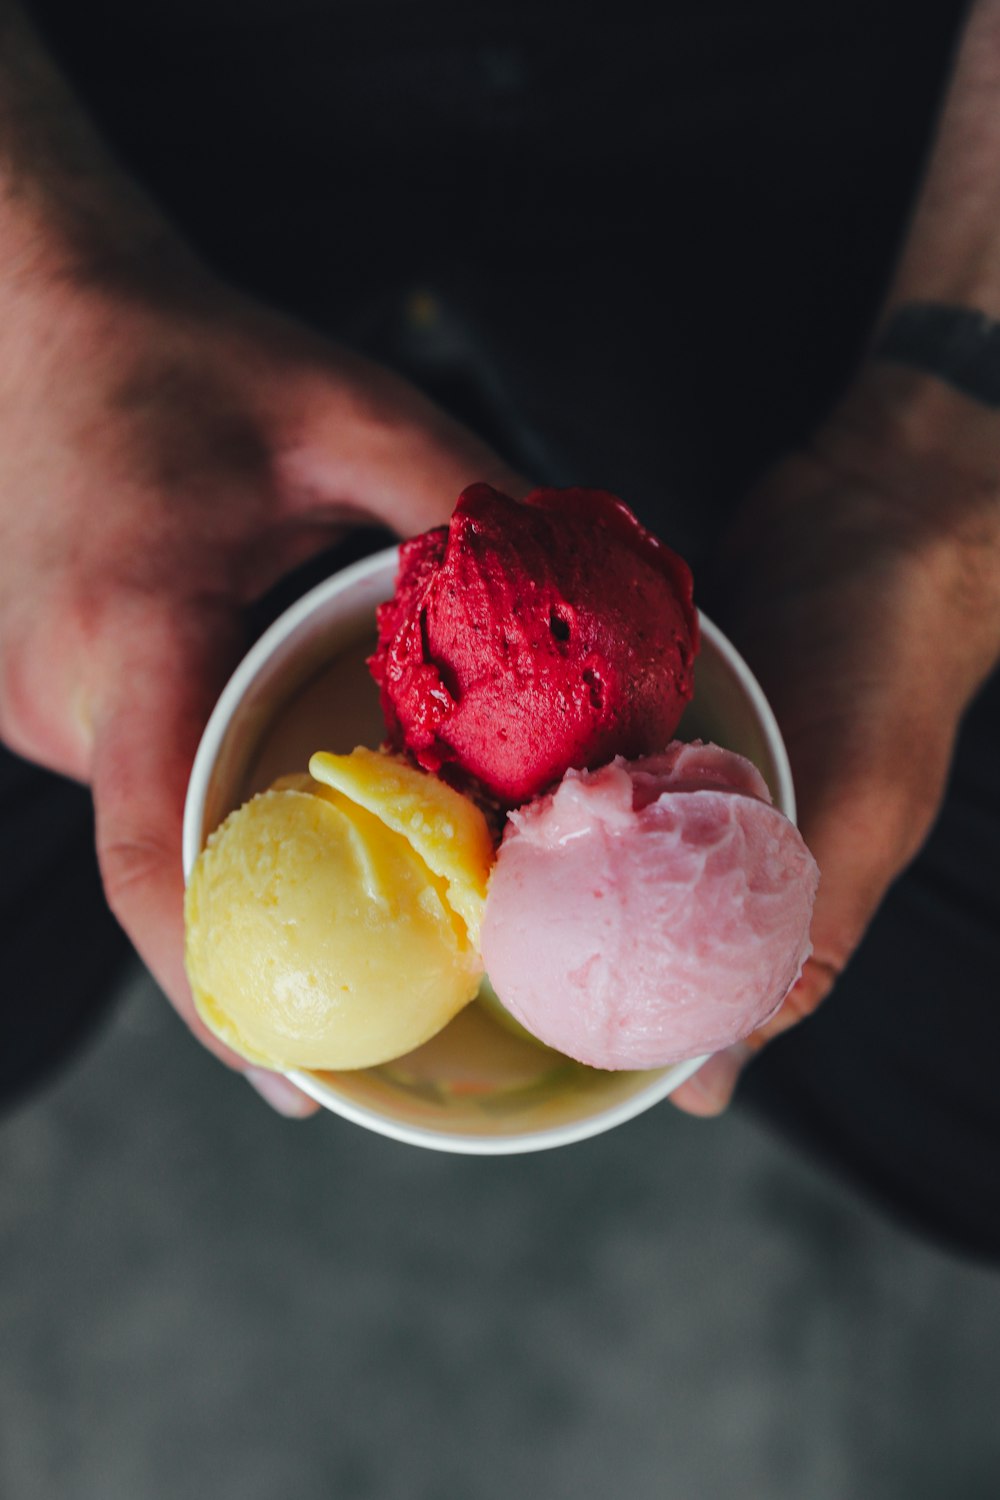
[3,965,1000,1500]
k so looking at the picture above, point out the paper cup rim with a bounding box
[182,544,795,1154]
[183,546,400,878]
[282,1052,711,1154]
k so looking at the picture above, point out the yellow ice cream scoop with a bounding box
[184,749,493,1071]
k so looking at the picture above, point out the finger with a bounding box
[669,766,931,1118]
[668,957,838,1117]
[669,795,875,1118]
[236,517,355,604]
[276,356,530,536]
[745,956,841,1046]
[89,595,318,1117]
[668,1043,756,1118]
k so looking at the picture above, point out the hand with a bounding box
[0,245,521,1115]
[670,367,1000,1115]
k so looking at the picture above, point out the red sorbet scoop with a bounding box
[369,484,699,807]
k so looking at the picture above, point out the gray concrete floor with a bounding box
[2,965,999,1500]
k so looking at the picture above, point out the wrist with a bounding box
[811,361,1000,702]
[819,356,1000,499]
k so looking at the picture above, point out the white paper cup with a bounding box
[183,546,794,1154]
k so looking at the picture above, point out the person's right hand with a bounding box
[0,241,522,1114]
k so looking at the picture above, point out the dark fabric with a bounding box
[0,749,130,1112]
[9,0,1000,1257]
[740,666,1000,1263]
[26,0,968,522]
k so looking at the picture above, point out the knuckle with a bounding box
[0,634,59,766]
[752,956,840,1046]
[0,588,103,775]
[787,956,841,1021]
[98,832,171,917]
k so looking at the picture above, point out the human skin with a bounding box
[671,0,1000,1112]
[670,367,1000,1113]
[1,2,999,1120]
[0,2,521,1114]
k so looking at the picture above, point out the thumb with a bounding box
[89,596,317,1117]
[276,352,530,537]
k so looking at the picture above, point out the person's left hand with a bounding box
[669,369,1000,1115]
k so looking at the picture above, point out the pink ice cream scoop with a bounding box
[480,742,819,1070]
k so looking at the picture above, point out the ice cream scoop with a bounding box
[481,742,818,1069]
[184,748,493,1071]
[370,483,698,807]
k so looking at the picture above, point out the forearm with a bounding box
[0,1,176,282]
[886,0,1000,313]
[840,0,1000,433]
[798,0,1000,706]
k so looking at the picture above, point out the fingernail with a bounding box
[245,1067,317,1118]
[670,1043,753,1116]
